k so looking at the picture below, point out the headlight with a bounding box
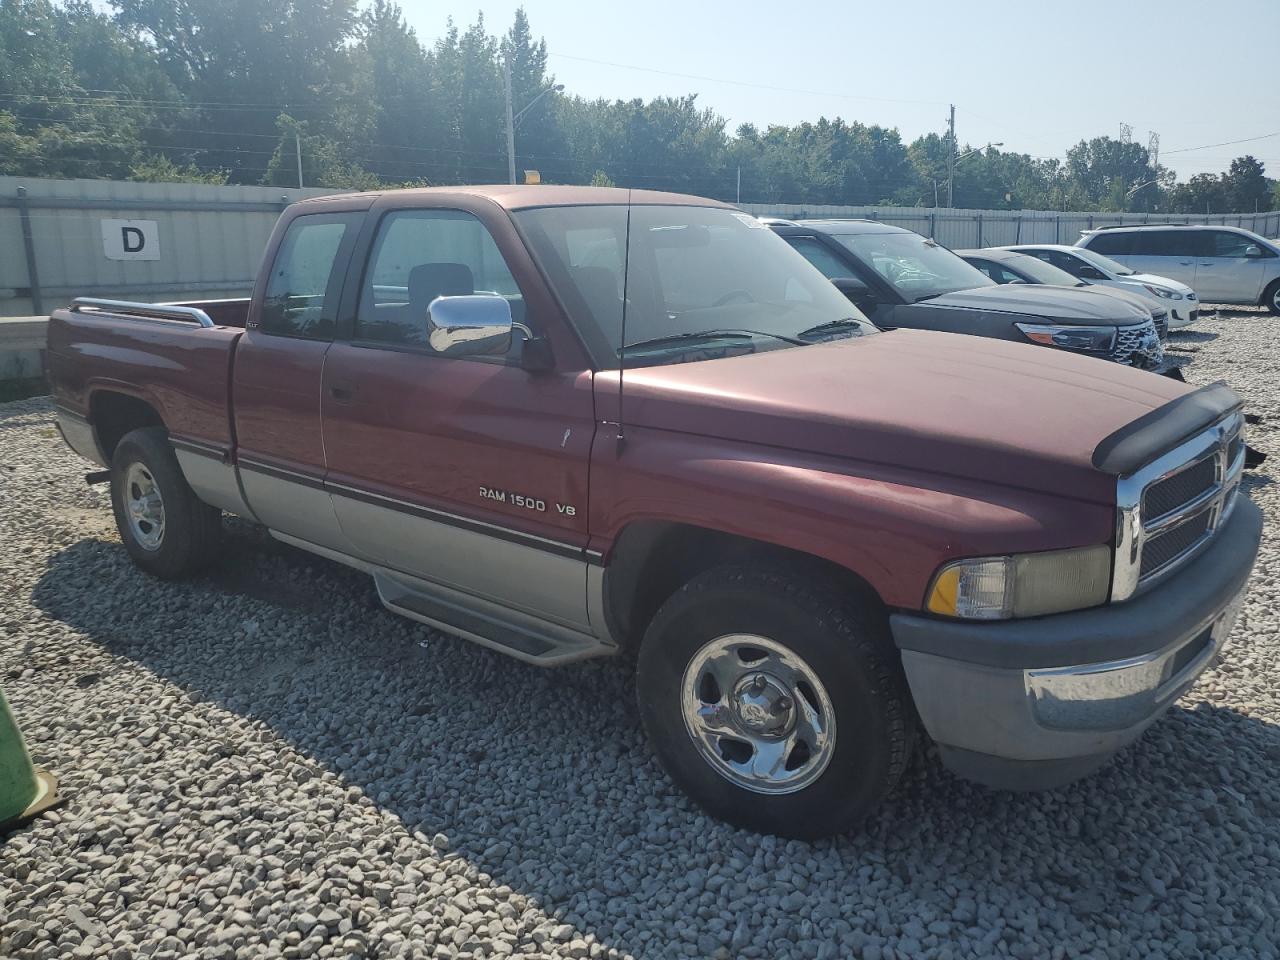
[1142,284,1183,300]
[1015,322,1116,352]
[926,545,1112,619]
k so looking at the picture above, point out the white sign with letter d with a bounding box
[101,219,160,261]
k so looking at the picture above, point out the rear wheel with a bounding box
[1264,279,1280,316]
[110,427,221,579]
[636,564,915,838]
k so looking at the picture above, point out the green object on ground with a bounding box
[0,685,60,829]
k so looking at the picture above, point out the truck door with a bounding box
[233,210,363,550]
[320,207,596,629]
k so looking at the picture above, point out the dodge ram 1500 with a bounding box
[47,185,1262,838]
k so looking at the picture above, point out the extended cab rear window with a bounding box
[260,212,362,340]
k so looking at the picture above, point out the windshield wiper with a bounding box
[913,293,945,302]
[795,318,866,340]
[620,328,805,353]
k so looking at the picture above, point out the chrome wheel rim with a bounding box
[124,462,165,550]
[1272,286,1280,312]
[681,634,836,795]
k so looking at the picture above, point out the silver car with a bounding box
[1078,224,1280,314]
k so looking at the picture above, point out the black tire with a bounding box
[110,426,221,579]
[635,564,915,839]
[1264,278,1280,316]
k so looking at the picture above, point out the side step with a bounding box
[375,571,615,667]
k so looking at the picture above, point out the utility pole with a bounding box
[295,132,303,188]
[736,166,741,204]
[503,57,517,185]
[946,104,956,209]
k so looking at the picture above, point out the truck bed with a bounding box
[46,298,246,456]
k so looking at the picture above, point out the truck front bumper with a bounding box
[889,496,1262,790]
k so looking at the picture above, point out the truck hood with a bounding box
[607,329,1189,503]
[923,284,1151,325]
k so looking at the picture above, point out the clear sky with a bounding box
[399,0,1280,182]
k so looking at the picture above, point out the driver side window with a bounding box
[355,209,525,350]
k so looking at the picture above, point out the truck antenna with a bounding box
[616,191,633,455]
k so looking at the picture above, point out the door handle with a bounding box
[328,384,356,402]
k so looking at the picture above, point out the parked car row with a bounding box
[766,217,1280,374]
[767,218,1171,372]
[47,185,1263,839]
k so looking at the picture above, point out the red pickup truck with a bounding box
[47,186,1262,838]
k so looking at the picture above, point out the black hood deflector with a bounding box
[1092,381,1242,475]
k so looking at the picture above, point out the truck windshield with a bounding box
[832,231,996,301]
[513,204,875,367]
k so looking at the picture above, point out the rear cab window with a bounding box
[259,212,362,339]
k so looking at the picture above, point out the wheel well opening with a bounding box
[603,522,882,651]
[91,392,164,462]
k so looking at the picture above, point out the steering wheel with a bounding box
[713,289,756,307]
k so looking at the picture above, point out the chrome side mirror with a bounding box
[425,295,513,357]
[1244,244,1263,258]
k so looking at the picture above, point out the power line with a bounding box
[1162,131,1280,155]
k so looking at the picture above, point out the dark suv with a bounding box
[768,219,1166,371]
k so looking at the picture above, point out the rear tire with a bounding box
[635,564,915,839]
[110,427,221,579]
[1264,279,1280,316]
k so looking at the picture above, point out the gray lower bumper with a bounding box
[891,496,1262,789]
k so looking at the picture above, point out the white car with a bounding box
[1077,224,1280,314]
[1001,243,1199,328]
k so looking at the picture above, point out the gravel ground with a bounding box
[2,308,1279,960]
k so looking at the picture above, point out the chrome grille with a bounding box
[1110,320,1163,370]
[1143,456,1216,521]
[1112,412,1245,601]
[1141,507,1213,578]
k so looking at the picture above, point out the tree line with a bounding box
[1,0,1275,213]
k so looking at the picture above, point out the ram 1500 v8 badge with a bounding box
[47,186,1262,838]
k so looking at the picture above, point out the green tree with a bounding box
[429,15,506,183]
[1062,136,1169,211]
[501,7,567,183]
[129,154,228,183]
[1222,155,1270,212]
[0,0,174,178]
[1167,173,1228,214]
[349,0,436,183]
[111,0,360,182]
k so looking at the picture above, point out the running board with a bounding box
[374,571,615,666]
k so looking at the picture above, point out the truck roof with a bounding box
[295,184,735,211]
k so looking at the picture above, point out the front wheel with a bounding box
[110,427,221,579]
[1264,278,1280,316]
[636,564,915,838]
